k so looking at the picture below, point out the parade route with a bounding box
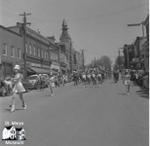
[0,80,148,146]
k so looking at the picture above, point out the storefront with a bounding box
[142,41,149,72]
[27,62,50,75]
[0,62,13,79]
[50,63,60,73]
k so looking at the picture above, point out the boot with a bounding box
[10,105,15,112]
[22,104,27,110]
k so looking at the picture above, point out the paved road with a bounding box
[0,80,148,146]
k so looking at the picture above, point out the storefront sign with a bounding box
[27,62,41,68]
[42,65,50,69]
[51,64,60,70]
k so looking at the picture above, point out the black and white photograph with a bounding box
[0,0,149,145]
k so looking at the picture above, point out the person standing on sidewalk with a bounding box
[124,70,131,95]
[9,65,27,112]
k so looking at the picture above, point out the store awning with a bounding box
[26,67,36,76]
[30,67,50,74]
[51,69,58,75]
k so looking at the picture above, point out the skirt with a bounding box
[124,80,130,86]
[12,82,26,94]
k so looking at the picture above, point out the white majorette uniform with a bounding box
[10,65,27,112]
[124,74,131,86]
[87,74,91,79]
[12,73,25,94]
[92,73,96,78]
[82,74,86,80]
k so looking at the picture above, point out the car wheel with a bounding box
[36,84,41,90]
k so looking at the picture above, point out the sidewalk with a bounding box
[115,79,149,99]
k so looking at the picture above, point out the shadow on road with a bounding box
[117,92,127,96]
[136,89,149,99]
[3,108,25,113]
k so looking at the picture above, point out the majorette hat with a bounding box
[14,64,20,70]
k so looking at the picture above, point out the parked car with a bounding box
[0,80,7,96]
[42,74,49,86]
[39,74,49,88]
[22,79,33,92]
[27,75,40,89]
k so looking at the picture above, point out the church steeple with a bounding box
[62,19,68,31]
[60,19,71,42]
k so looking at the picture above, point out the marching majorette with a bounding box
[82,72,87,87]
[97,73,102,85]
[91,71,96,86]
[47,72,54,96]
[48,76,54,96]
[124,70,131,95]
[9,65,27,112]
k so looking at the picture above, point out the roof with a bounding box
[7,24,50,45]
[0,25,22,37]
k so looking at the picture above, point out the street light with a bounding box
[127,21,145,37]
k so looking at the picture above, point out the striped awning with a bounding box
[30,67,50,74]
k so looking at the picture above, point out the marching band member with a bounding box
[10,65,27,112]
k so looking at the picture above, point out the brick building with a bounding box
[74,50,84,70]
[8,23,60,75]
[142,14,149,72]
[0,25,23,79]
[57,42,69,74]
[47,37,60,73]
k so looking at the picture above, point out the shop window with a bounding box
[46,52,49,60]
[25,43,29,54]
[41,50,43,58]
[43,50,45,59]
[31,44,34,56]
[33,45,36,56]
[2,43,7,55]
[37,48,41,58]
[35,46,38,57]
[44,51,47,59]
[10,46,15,57]
[17,48,21,59]
[29,44,32,55]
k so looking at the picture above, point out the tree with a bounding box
[115,56,124,66]
[98,56,112,71]
[87,55,112,71]
[114,56,124,70]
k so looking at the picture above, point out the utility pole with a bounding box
[123,44,129,69]
[118,48,121,71]
[81,49,85,71]
[118,48,123,71]
[70,41,72,73]
[58,44,61,74]
[126,45,129,68]
[19,12,31,79]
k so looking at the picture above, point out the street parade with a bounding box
[0,0,148,145]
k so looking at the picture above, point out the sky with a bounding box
[0,0,149,64]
